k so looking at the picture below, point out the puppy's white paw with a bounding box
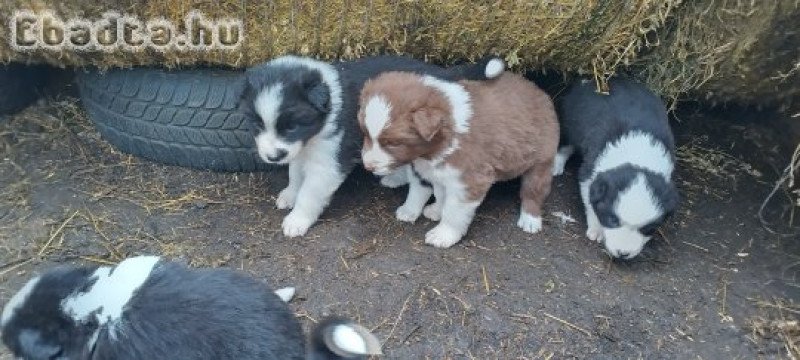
[552,157,567,176]
[552,147,573,176]
[380,175,409,188]
[274,287,295,302]
[395,205,421,223]
[586,226,604,242]
[517,213,542,234]
[425,225,463,248]
[282,212,314,237]
[276,187,298,209]
[422,203,442,221]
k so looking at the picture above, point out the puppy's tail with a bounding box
[450,56,506,81]
[307,317,382,359]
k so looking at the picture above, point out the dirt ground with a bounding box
[1,92,798,359]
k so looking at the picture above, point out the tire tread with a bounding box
[77,68,269,172]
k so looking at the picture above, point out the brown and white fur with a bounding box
[358,72,559,248]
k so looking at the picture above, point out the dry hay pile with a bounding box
[0,0,798,110]
[635,0,800,111]
[749,299,800,359]
[0,1,678,72]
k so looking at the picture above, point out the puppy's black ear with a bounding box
[589,174,609,206]
[244,63,269,91]
[232,75,256,115]
[299,72,330,113]
[305,80,331,113]
[240,65,272,116]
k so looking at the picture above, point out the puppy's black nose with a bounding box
[615,251,630,259]
[267,150,287,162]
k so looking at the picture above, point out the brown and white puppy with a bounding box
[358,72,559,248]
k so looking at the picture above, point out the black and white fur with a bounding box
[1,256,381,360]
[553,78,679,259]
[243,55,505,237]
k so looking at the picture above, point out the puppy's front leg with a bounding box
[282,165,346,237]
[277,161,303,209]
[424,184,485,248]
[380,165,411,188]
[395,167,432,223]
[422,182,445,221]
[580,180,603,242]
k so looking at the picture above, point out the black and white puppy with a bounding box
[1,256,381,360]
[553,78,679,259]
[243,55,505,237]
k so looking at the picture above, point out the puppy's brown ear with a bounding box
[412,108,445,141]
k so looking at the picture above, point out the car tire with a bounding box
[76,67,270,172]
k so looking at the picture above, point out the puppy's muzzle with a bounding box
[266,149,288,163]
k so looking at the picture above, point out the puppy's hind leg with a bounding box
[552,146,574,176]
[518,161,554,234]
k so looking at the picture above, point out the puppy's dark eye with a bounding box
[284,123,300,132]
[381,140,402,148]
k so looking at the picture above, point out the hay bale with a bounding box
[634,0,800,111]
[0,0,796,110]
[0,1,676,72]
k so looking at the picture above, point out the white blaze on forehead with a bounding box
[593,131,673,179]
[364,95,392,139]
[421,76,472,133]
[254,84,283,129]
[61,256,160,330]
[1,276,41,327]
[615,174,662,226]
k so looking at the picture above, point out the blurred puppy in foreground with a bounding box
[358,72,559,248]
[1,256,381,359]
